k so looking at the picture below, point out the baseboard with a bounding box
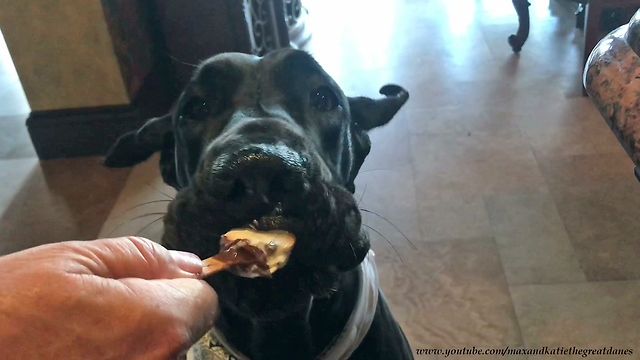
[26,62,177,160]
[26,105,144,160]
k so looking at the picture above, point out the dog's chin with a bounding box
[207,261,341,321]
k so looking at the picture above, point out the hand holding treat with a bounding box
[0,237,218,360]
[202,229,296,278]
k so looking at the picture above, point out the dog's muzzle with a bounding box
[202,144,312,209]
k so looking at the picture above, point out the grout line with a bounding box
[406,122,427,247]
[510,278,640,289]
[480,189,527,349]
[529,140,589,282]
[490,233,528,349]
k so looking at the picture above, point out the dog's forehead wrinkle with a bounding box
[197,52,259,72]
[261,48,323,80]
[261,47,305,66]
[191,53,259,96]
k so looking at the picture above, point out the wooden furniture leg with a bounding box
[584,1,604,68]
[509,0,531,53]
[583,1,603,95]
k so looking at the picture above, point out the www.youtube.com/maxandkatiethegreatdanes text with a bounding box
[415,346,633,357]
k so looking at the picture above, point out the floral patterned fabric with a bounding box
[626,9,640,55]
[584,15,640,167]
[188,332,241,360]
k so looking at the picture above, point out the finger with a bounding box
[120,277,219,355]
[62,237,203,279]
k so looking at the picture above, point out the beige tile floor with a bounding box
[2,0,640,358]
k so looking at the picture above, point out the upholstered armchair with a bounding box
[584,8,640,181]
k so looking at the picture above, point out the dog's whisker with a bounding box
[359,208,418,250]
[136,216,165,236]
[128,212,168,221]
[106,200,172,228]
[106,212,168,237]
[349,243,357,262]
[121,200,173,214]
[169,54,198,68]
[357,184,368,206]
[359,168,392,175]
[362,223,404,265]
[146,182,175,200]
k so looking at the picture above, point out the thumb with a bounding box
[61,236,204,279]
[120,277,219,355]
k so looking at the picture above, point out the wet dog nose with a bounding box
[207,144,310,205]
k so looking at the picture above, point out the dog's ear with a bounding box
[103,114,173,168]
[348,84,409,131]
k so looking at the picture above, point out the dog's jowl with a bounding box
[104,48,413,360]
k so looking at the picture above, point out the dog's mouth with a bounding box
[203,199,366,273]
[164,177,368,274]
[171,143,366,270]
[161,141,369,317]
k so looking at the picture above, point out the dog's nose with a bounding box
[207,144,310,204]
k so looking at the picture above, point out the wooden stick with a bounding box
[202,255,235,277]
[200,240,271,278]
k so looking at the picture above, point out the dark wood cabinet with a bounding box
[23,0,311,159]
[156,0,310,86]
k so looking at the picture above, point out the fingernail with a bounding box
[170,251,203,275]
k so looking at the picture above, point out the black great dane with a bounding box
[104,48,413,360]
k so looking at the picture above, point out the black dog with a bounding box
[104,48,413,360]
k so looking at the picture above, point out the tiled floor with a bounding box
[0,28,131,254]
[2,0,640,358]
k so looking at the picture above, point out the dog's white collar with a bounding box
[188,250,379,360]
[315,249,379,360]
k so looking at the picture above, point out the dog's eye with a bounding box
[311,86,339,112]
[181,97,210,121]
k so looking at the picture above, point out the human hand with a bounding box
[0,237,218,360]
